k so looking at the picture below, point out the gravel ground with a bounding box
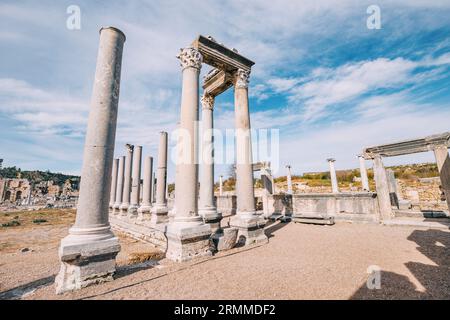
[0,216,448,300]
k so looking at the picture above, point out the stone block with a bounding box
[212,227,238,251]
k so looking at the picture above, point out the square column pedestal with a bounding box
[55,229,120,294]
[165,221,212,262]
[230,213,268,246]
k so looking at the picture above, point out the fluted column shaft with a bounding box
[151,132,169,224]
[128,145,142,215]
[109,158,119,208]
[120,144,133,214]
[138,156,153,216]
[286,165,293,195]
[358,155,370,191]
[327,159,339,193]
[113,156,125,213]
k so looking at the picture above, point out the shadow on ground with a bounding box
[351,228,450,299]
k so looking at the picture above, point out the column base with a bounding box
[150,205,169,225]
[127,204,139,218]
[137,204,152,222]
[119,203,129,216]
[112,203,121,215]
[230,212,268,246]
[199,207,222,234]
[165,221,212,262]
[55,228,120,295]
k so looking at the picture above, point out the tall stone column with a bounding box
[128,145,142,216]
[119,144,133,215]
[199,93,222,233]
[219,175,223,196]
[55,27,125,294]
[230,69,267,245]
[358,155,370,191]
[386,169,399,208]
[109,158,119,208]
[167,47,211,261]
[151,132,169,224]
[137,156,153,220]
[286,165,293,195]
[327,158,339,193]
[373,155,393,221]
[151,171,156,203]
[113,156,125,214]
[433,144,450,211]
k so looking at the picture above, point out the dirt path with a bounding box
[1,210,448,300]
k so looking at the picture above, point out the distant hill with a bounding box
[0,166,80,186]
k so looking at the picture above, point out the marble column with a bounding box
[373,155,393,221]
[151,171,156,203]
[230,69,267,245]
[166,47,211,262]
[358,155,370,191]
[219,175,223,196]
[433,144,450,211]
[128,145,142,216]
[286,165,293,195]
[119,144,133,215]
[386,169,399,208]
[55,27,125,294]
[137,156,153,220]
[109,158,119,208]
[151,132,169,224]
[113,156,125,214]
[327,158,339,193]
[199,93,222,233]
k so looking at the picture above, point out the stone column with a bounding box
[286,165,293,195]
[373,155,393,221]
[137,156,153,220]
[128,145,142,216]
[166,47,211,262]
[119,144,133,215]
[386,169,399,208]
[230,69,267,245]
[151,171,156,203]
[55,27,125,294]
[327,158,339,193]
[358,155,370,191]
[219,175,223,196]
[109,158,119,208]
[199,93,222,233]
[113,156,125,214]
[151,132,169,224]
[433,144,450,211]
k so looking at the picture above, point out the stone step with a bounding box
[383,217,450,230]
[292,214,335,225]
[394,210,449,218]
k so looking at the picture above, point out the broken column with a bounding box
[166,47,212,261]
[55,26,125,294]
[109,158,119,208]
[373,155,393,221]
[219,175,223,196]
[386,169,399,208]
[119,144,133,215]
[230,69,267,245]
[137,156,153,220]
[151,132,169,224]
[327,158,339,193]
[113,156,125,214]
[128,145,142,216]
[286,165,293,195]
[358,155,370,191]
[433,144,450,211]
[199,93,222,233]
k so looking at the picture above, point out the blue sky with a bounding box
[1,0,450,182]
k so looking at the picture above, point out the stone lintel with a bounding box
[192,35,254,72]
[363,132,450,159]
[202,69,234,96]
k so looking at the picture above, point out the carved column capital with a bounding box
[177,47,202,70]
[234,69,250,89]
[201,93,214,110]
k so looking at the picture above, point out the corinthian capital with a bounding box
[177,47,202,70]
[201,93,214,110]
[234,69,250,88]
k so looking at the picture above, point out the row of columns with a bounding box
[109,133,169,223]
[326,156,370,194]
